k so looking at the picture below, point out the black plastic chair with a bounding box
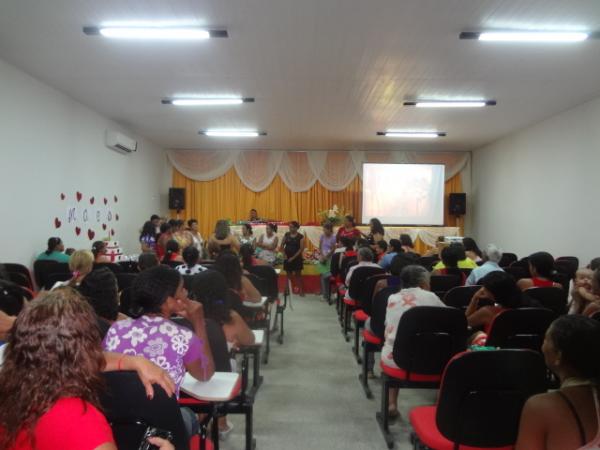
[118,260,139,273]
[416,255,439,271]
[555,260,577,280]
[409,349,547,450]
[552,272,570,292]
[376,306,468,448]
[3,263,34,290]
[44,272,72,290]
[120,287,142,317]
[93,262,123,274]
[7,272,31,290]
[486,308,557,352]
[498,252,518,268]
[116,272,138,292]
[510,258,530,270]
[524,287,568,315]
[556,256,579,271]
[359,285,398,399]
[100,371,192,450]
[443,285,482,310]
[246,265,281,359]
[430,274,462,298]
[503,266,530,281]
[33,260,69,290]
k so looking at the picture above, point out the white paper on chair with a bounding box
[180,372,240,402]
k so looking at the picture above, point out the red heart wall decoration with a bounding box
[75,226,81,236]
[114,195,118,203]
[54,217,61,228]
[60,193,65,200]
[102,223,107,230]
[115,214,119,221]
[87,229,95,240]
[110,229,115,236]
[90,197,95,205]
[103,198,108,205]
[76,192,82,202]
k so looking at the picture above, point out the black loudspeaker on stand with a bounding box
[448,193,466,216]
[168,188,185,212]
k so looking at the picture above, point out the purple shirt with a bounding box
[320,234,337,257]
[140,235,157,251]
[103,315,205,396]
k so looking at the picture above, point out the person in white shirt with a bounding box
[176,246,207,276]
[345,246,381,287]
[465,244,504,286]
[382,265,445,418]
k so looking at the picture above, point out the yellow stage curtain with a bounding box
[171,168,463,246]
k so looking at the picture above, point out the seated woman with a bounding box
[161,240,183,264]
[52,250,94,289]
[581,268,600,317]
[0,287,177,450]
[138,252,159,271]
[239,223,256,248]
[36,237,70,263]
[214,251,262,306]
[432,246,467,284]
[336,215,361,243]
[239,243,268,269]
[380,239,402,271]
[91,241,111,263]
[77,267,126,338]
[103,265,215,437]
[361,218,385,247]
[382,265,445,418]
[399,233,419,256]
[516,315,600,450]
[432,243,477,271]
[462,237,483,263]
[256,223,279,265]
[139,221,157,253]
[465,271,522,342]
[176,246,207,276]
[375,240,388,263]
[466,244,504,286]
[568,268,597,315]
[156,222,173,260]
[207,220,240,259]
[517,251,562,291]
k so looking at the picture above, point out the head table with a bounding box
[230,224,460,250]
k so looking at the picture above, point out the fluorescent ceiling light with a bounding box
[460,31,588,42]
[163,97,254,106]
[83,26,228,39]
[201,130,266,137]
[405,100,494,108]
[377,131,446,138]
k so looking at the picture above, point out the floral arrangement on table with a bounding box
[317,204,351,227]
[303,248,321,265]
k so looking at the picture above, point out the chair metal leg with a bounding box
[245,402,255,450]
[375,374,394,449]
[359,340,373,399]
[353,318,363,364]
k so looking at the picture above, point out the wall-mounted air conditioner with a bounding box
[105,130,137,154]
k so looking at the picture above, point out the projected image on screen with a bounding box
[362,163,445,225]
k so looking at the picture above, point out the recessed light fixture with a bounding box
[377,131,446,138]
[404,100,496,108]
[162,97,254,106]
[200,130,266,137]
[460,31,589,43]
[83,26,228,40]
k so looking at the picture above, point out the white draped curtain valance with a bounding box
[167,149,470,193]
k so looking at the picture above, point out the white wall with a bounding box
[0,57,171,266]
[472,95,600,264]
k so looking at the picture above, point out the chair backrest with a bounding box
[503,266,530,281]
[340,256,358,281]
[556,256,579,271]
[163,260,181,269]
[551,272,570,291]
[524,287,568,315]
[347,266,386,303]
[44,272,72,290]
[100,371,189,450]
[93,262,123,274]
[3,263,34,289]
[359,274,392,316]
[429,274,462,298]
[7,272,31,290]
[119,287,142,318]
[33,260,69,290]
[246,265,279,299]
[330,252,343,278]
[118,260,139,273]
[393,306,468,376]
[416,255,439,271]
[554,260,577,280]
[436,349,547,448]
[486,308,557,352]
[498,252,518,268]
[443,285,481,310]
[370,286,399,339]
[116,273,138,292]
[510,258,530,271]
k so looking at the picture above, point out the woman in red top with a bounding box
[466,271,523,342]
[517,252,563,291]
[0,288,176,450]
[336,215,361,243]
[161,240,184,264]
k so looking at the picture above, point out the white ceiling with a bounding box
[1,0,600,152]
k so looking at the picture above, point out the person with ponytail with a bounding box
[36,237,70,263]
[51,250,94,290]
[161,240,183,264]
[516,315,600,450]
[91,241,110,263]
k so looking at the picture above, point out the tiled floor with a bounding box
[221,295,437,450]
